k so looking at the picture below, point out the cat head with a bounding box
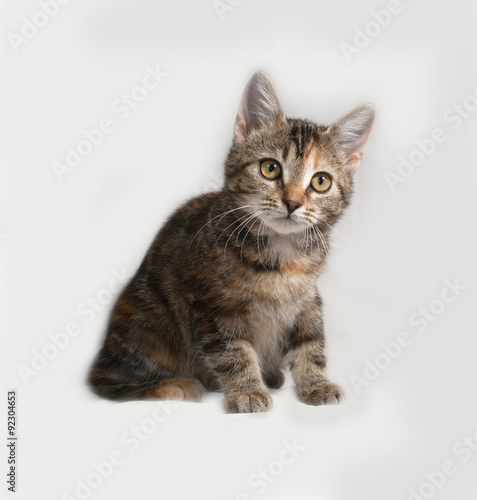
[224,71,375,235]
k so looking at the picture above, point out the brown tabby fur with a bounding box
[88,72,375,413]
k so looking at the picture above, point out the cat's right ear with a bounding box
[233,72,286,144]
[326,104,375,173]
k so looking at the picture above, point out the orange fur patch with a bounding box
[303,141,321,168]
[282,186,306,205]
[148,378,205,401]
[281,261,309,275]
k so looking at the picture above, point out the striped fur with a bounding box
[88,72,374,412]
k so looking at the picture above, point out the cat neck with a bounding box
[264,229,328,267]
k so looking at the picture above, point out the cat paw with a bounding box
[297,382,344,406]
[224,390,272,413]
[263,369,285,389]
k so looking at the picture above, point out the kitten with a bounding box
[88,72,375,413]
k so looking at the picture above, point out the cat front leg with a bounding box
[286,296,344,406]
[204,337,272,413]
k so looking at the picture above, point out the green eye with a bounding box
[260,159,282,180]
[311,172,332,193]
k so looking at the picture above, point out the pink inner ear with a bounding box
[234,118,247,144]
[347,152,362,172]
[233,72,286,144]
[329,104,375,173]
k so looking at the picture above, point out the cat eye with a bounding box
[311,172,332,193]
[260,159,282,180]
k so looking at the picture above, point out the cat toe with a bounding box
[224,389,272,413]
[298,382,344,406]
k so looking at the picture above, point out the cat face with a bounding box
[224,72,375,235]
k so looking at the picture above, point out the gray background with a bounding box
[1,1,476,499]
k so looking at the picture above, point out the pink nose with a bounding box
[284,199,302,214]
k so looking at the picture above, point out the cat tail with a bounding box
[88,363,206,402]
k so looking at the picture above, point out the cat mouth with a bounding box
[266,214,304,234]
[267,215,298,224]
[278,215,299,224]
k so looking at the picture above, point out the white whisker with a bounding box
[240,215,262,261]
[213,211,254,250]
[224,211,264,261]
[189,204,254,248]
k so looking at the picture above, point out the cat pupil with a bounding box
[269,165,275,172]
[318,177,324,184]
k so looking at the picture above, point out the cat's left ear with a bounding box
[326,104,375,172]
[234,71,286,144]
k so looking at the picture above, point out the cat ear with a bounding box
[327,104,375,172]
[233,71,286,144]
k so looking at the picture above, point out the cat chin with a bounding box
[266,217,305,235]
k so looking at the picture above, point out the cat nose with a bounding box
[284,199,302,214]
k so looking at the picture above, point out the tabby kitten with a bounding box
[88,72,375,413]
